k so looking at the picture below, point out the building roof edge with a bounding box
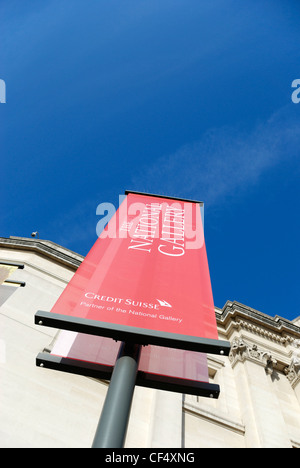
[0,236,84,269]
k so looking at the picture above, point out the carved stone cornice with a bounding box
[229,337,278,376]
[284,364,300,388]
[284,339,300,388]
[0,236,83,270]
[216,301,300,346]
[229,336,300,388]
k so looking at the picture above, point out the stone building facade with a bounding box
[1,235,300,448]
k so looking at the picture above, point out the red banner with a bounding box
[37,330,219,397]
[36,192,229,355]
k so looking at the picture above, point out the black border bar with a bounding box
[125,190,204,206]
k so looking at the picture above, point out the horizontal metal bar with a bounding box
[0,261,24,269]
[4,279,26,287]
[36,353,113,380]
[36,352,220,398]
[35,310,231,356]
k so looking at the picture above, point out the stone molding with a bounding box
[229,337,278,376]
[217,301,300,347]
[219,301,300,388]
[183,400,245,436]
[0,236,83,270]
[229,336,300,389]
[284,339,300,388]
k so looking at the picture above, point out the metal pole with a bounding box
[91,342,141,448]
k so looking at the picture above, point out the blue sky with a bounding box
[1,0,300,320]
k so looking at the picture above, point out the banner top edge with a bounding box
[124,190,204,206]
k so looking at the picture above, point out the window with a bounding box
[0,261,25,287]
[0,261,25,306]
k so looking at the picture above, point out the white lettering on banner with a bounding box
[127,203,187,256]
[125,298,159,309]
[159,314,183,324]
[128,203,162,252]
[158,243,185,257]
[84,292,159,309]
[80,301,105,309]
[158,206,185,257]
[80,299,183,323]
[96,197,202,250]
[85,292,124,303]
[128,310,157,318]
[82,293,183,322]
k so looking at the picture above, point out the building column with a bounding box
[230,338,291,448]
[147,390,182,448]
